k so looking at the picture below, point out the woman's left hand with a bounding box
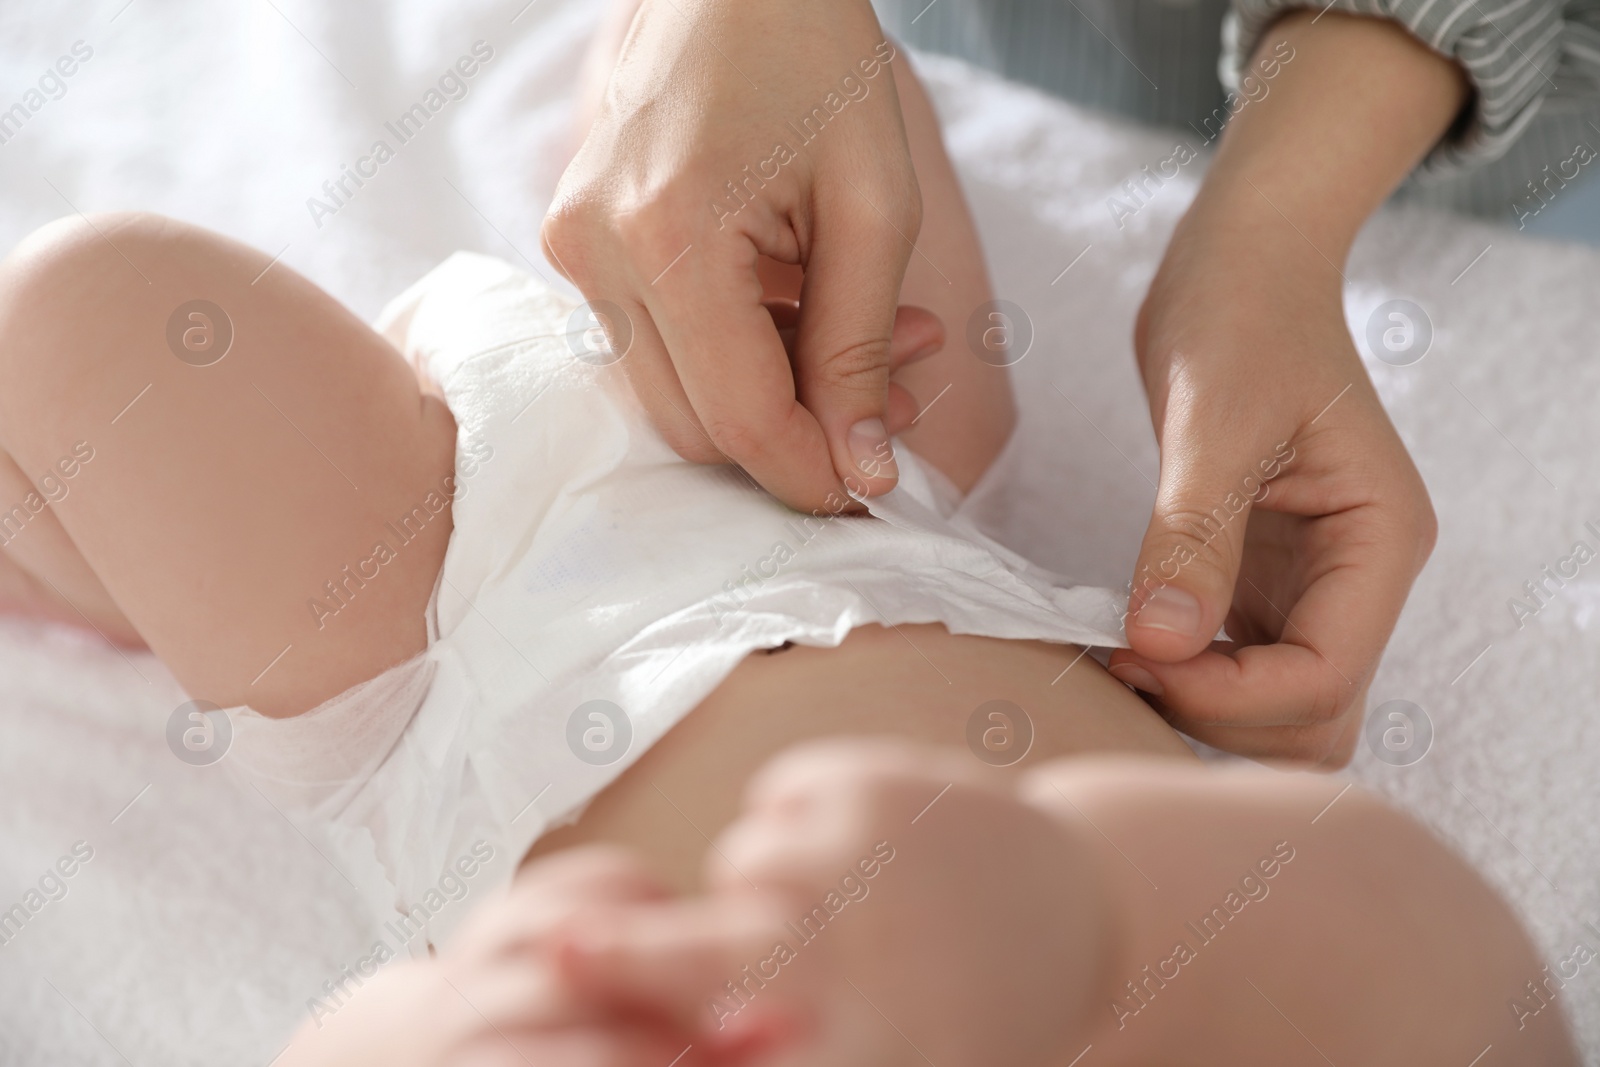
[1105,8,1464,767]
[1107,197,1436,767]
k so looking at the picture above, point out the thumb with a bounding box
[792,180,921,497]
[1121,447,1260,663]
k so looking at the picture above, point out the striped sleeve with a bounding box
[1221,0,1591,177]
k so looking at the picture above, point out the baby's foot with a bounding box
[558,739,1113,1067]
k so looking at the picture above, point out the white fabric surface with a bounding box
[0,0,1595,1062]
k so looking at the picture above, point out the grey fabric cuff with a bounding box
[1221,0,1570,179]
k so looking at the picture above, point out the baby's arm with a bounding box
[559,741,1578,1066]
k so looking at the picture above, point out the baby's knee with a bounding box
[0,212,182,419]
[4,211,187,319]
[0,210,171,337]
[2,210,174,291]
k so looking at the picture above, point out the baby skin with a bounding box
[536,18,1199,885]
[0,28,1192,895]
[279,739,1578,1066]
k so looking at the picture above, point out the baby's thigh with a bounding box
[885,52,1016,490]
[0,213,456,717]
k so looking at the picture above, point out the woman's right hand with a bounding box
[544,0,921,511]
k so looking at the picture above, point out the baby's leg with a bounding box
[0,213,456,717]
[1036,760,1579,1064]
[555,743,1577,1066]
[874,49,1016,490]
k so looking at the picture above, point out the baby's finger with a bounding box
[709,741,999,897]
[453,846,670,962]
[712,813,870,898]
[739,738,992,821]
[558,896,796,1028]
[462,1022,718,1067]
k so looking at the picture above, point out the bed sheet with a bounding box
[0,0,1595,1061]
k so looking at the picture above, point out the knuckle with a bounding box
[1139,509,1237,580]
[1283,724,1344,766]
[539,201,576,244]
[869,153,923,230]
[664,432,725,466]
[623,369,724,464]
[888,173,923,239]
[1159,507,1237,550]
[831,162,921,239]
[538,210,577,267]
[1303,673,1352,727]
[1308,722,1354,768]
[613,200,694,265]
[650,415,724,465]
[1413,499,1440,565]
[541,201,601,284]
[1319,742,1355,770]
[808,337,891,395]
[702,413,773,467]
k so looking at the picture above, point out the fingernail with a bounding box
[1108,663,1164,697]
[1133,586,1201,638]
[847,418,898,482]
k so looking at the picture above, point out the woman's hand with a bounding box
[544,0,920,510]
[1109,9,1465,766]
[1108,205,1436,766]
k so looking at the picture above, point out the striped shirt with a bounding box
[872,0,1600,222]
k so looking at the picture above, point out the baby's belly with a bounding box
[525,624,1195,888]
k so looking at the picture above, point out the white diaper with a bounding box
[230,253,1133,952]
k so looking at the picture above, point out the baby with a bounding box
[0,32,1191,928]
[276,737,1579,1065]
[0,14,1574,1061]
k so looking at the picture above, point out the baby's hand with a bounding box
[277,847,707,1067]
[558,740,1113,1067]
